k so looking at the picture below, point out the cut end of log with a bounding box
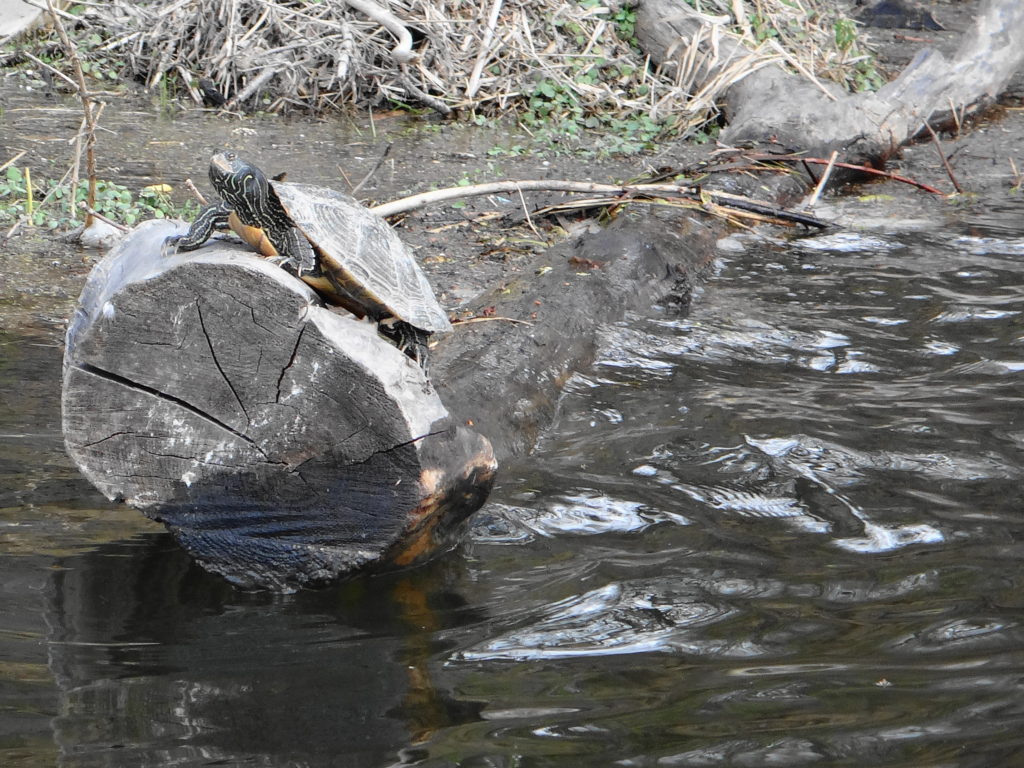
[62,219,494,591]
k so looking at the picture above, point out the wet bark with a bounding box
[431,213,717,461]
[636,0,1024,167]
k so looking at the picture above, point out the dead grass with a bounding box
[76,0,875,134]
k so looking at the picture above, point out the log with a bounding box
[63,201,718,590]
[636,0,1024,167]
[429,213,717,461]
[62,219,496,591]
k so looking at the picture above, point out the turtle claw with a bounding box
[297,253,316,277]
[161,235,182,258]
[268,255,299,274]
[268,254,316,278]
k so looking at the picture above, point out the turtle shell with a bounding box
[268,181,451,335]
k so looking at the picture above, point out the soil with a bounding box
[2,0,1023,340]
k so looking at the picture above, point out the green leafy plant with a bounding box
[521,67,668,157]
[580,0,638,44]
[0,166,196,229]
[833,18,858,53]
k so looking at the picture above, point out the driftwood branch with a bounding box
[343,0,414,63]
[371,179,829,228]
[746,154,947,195]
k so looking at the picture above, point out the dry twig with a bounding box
[749,154,946,195]
[371,178,829,228]
[923,121,963,195]
[44,0,100,225]
[804,150,839,209]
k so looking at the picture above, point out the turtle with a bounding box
[164,151,451,367]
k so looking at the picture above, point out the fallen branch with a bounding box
[343,0,414,64]
[371,179,830,228]
[452,315,535,327]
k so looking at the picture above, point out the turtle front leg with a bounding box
[163,201,232,254]
[268,226,317,276]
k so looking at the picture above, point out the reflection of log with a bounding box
[46,539,476,765]
[637,0,1024,166]
[62,219,495,591]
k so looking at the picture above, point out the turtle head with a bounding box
[209,151,271,217]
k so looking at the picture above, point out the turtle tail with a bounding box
[378,320,431,372]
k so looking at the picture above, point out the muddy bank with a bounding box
[4,1,1023,327]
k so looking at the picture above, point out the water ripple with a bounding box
[456,581,750,661]
[889,618,1022,654]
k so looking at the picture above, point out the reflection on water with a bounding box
[3,194,1024,766]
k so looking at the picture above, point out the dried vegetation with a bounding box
[58,0,876,139]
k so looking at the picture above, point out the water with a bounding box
[3,195,1024,766]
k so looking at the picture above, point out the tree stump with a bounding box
[62,219,495,591]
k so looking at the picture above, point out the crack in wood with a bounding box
[195,298,250,424]
[276,324,307,404]
[355,428,448,466]
[74,362,269,460]
[80,429,133,449]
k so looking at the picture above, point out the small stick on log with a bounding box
[78,202,129,232]
[923,121,964,194]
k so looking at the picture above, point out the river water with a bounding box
[3,119,1024,763]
